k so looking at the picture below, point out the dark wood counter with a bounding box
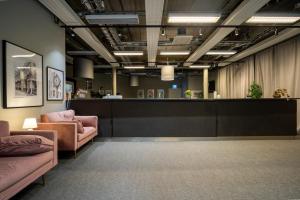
[69,99,297,137]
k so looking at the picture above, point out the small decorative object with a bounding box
[3,41,43,108]
[86,80,93,90]
[185,90,192,99]
[47,67,64,101]
[137,89,145,99]
[248,82,263,99]
[75,89,88,98]
[105,90,112,95]
[22,118,37,130]
[273,89,290,98]
[147,89,155,98]
[157,89,165,98]
[191,90,202,99]
[213,91,218,99]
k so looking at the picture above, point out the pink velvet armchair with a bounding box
[0,121,57,200]
[36,110,98,157]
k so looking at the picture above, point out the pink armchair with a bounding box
[0,121,57,200]
[37,110,98,157]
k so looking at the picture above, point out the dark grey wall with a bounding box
[0,0,66,129]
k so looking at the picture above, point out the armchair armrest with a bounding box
[35,123,77,151]
[74,116,98,129]
[10,130,58,166]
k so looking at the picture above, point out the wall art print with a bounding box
[3,41,43,108]
[47,66,64,101]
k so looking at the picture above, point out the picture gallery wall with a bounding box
[0,0,66,129]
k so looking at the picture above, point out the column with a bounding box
[203,68,208,99]
[112,67,117,95]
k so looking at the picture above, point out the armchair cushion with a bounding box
[0,135,53,157]
[41,110,75,122]
[0,121,10,137]
[78,127,96,141]
[57,120,84,133]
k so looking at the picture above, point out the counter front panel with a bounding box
[69,99,297,137]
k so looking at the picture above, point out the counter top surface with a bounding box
[70,98,296,102]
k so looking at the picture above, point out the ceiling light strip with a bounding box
[189,65,210,69]
[160,51,190,56]
[246,16,300,24]
[124,65,145,69]
[114,51,144,56]
[168,13,220,24]
[206,50,237,55]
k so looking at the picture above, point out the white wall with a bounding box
[0,0,66,129]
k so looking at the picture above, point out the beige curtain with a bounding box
[217,56,254,98]
[217,67,228,98]
[255,47,274,98]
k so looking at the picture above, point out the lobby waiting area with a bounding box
[0,0,300,199]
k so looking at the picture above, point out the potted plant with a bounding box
[248,82,263,99]
[185,90,192,99]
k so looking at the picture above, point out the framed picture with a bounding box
[147,89,155,99]
[66,78,76,95]
[3,41,43,108]
[47,67,64,101]
[137,89,144,99]
[157,89,165,99]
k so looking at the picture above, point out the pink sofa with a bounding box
[0,121,58,200]
[37,110,98,157]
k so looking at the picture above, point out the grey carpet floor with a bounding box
[14,139,300,200]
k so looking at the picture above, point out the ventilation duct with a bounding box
[85,14,139,25]
[161,65,174,81]
[177,28,186,35]
[74,57,94,79]
[130,76,139,87]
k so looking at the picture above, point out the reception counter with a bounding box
[69,99,297,137]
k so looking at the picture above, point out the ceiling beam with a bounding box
[219,22,300,66]
[39,0,118,67]
[184,0,271,66]
[145,0,164,66]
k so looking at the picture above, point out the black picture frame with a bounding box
[2,40,44,108]
[47,66,64,101]
[66,78,77,95]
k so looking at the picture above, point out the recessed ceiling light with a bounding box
[160,51,190,56]
[206,50,237,55]
[114,51,144,56]
[246,15,300,24]
[168,13,220,23]
[124,65,145,69]
[189,65,210,69]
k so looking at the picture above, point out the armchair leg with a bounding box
[74,150,77,159]
[41,175,46,186]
